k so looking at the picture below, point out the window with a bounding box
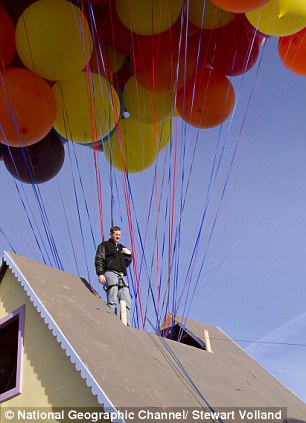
[160,323,206,350]
[0,305,24,402]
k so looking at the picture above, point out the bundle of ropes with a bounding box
[0,0,305,331]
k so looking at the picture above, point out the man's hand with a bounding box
[122,247,131,255]
[98,275,106,285]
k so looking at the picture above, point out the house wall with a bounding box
[0,268,101,412]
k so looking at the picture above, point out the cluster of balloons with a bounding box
[0,0,306,182]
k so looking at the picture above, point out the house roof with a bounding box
[1,251,305,421]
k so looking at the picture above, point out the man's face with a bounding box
[110,230,121,243]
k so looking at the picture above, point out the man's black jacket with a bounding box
[95,238,132,276]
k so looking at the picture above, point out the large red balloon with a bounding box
[131,19,198,92]
[2,128,65,184]
[176,68,235,128]
[93,2,134,56]
[0,6,16,70]
[190,15,261,76]
[210,0,270,13]
[278,28,306,76]
[0,68,57,147]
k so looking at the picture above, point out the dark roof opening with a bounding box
[160,323,206,350]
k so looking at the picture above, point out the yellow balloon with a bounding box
[52,72,120,143]
[105,45,126,74]
[123,76,174,123]
[104,117,159,173]
[115,0,183,35]
[156,118,173,151]
[16,0,93,81]
[90,44,126,78]
[188,0,234,29]
[246,0,306,36]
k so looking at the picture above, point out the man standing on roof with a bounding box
[95,226,133,325]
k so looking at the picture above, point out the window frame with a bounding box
[0,304,25,403]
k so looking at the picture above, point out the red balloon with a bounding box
[210,0,270,13]
[2,128,65,184]
[131,19,198,92]
[0,0,36,24]
[190,15,261,76]
[0,6,16,70]
[112,59,133,92]
[278,28,306,76]
[93,2,134,55]
[176,68,235,128]
[0,68,57,146]
[89,46,116,79]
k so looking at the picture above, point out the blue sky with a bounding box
[1,34,306,404]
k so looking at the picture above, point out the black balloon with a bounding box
[2,129,65,184]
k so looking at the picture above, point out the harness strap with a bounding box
[104,274,128,291]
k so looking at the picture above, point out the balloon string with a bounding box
[177,20,269,328]
[80,1,105,242]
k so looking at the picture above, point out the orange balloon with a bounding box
[176,68,235,128]
[278,28,306,76]
[0,68,57,146]
[210,0,270,13]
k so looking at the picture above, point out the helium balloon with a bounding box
[190,15,261,76]
[0,68,57,146]
[131,21,198,92]
[89,44,126,79]
[278,28,306,76]
[0,6,16,70]
[188,0,234,30]
[86,124,118,152]
[176,68,235,128]
[95,1,134,55]
[240,13,268,46]
[123,76,174,123]
[210,0,270,13]
[52,72,120,143]
[77,85,125,147]
[246,0,306,37]
[3,128,65,184]
[156,118,173,151]
[115,0,183,35]
[15,0,93,81]
[100,45,125,75]
[104,117,158,172]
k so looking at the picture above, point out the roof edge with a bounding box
[1,251,125,421]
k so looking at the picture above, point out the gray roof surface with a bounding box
[1,251,305,421]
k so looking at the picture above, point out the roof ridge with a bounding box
[1,251,124,420]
